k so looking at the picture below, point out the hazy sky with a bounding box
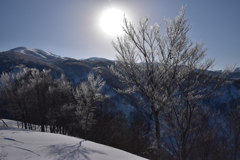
[0,0,239,69]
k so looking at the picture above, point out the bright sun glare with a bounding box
[99,8,125,36]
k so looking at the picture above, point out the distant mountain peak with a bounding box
[8,47,61,60]
[85,57,112,61]
[10,46,28,51]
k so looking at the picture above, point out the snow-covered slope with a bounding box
[0,119,147,160]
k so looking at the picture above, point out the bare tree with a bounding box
[163,68,227,160]
[112,8,224,158]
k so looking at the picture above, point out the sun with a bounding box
[99,8,125,36]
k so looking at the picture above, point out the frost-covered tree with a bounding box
[46,74,74,133]
[112,8,224,157]
[27,69,54,131]
[0,68,72,131]
[19,68,74,132]
[73,73,106,139]
[0,68,35,129]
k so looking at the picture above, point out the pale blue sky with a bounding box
[0,0,239,69]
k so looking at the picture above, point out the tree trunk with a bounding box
[179,148,187,160]
[22,113,27,129]
[179,134,187,160]
[41,124,45,132]
[84,114,89,140]
[233,142,238,160]
[0,119,8,127]
[153,108,161,149]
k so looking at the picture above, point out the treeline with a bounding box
[0,68,101,133]
[0,67,239,160]
[0,67,150,157]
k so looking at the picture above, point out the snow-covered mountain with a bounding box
[1,47,240,114]
[9,47,62,60]
[0,119,147,160]
[0,47,116,83]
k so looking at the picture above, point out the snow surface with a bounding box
[0,119,147,160]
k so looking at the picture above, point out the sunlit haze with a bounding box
[99,7,126,36]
